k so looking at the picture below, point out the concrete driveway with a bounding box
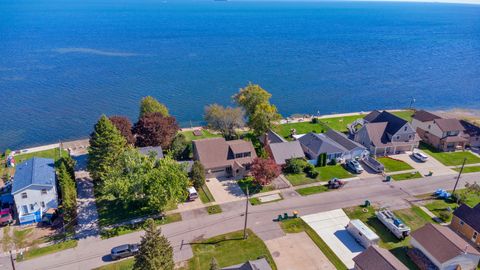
[265,233,335,270]
[205,177,245,204]
[391,151,455,176]
[302,209,364,269]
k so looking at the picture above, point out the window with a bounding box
[404,126,407,131]
[21,192,27,199]
[460,220,465,226]
[41,189,47,195]
[235,153,242,159]
[473,231,478,241]
[22,205,28,214]
[396,136,400,140]
[41,201,45,208]
[30,204,34,211]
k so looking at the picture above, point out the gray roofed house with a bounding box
[461,120,480,147]
[324,129,368,160]
[298,132,347,162]
[138,146,164,159]
[364,110,382,123]
[353,245,408,270]
[222,258,272,270]
[259,130,287,145]
[410,223,480,270]
[412,110,442,122]
[267,141,305,165]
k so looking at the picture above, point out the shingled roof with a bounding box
[353,245,408,270]
[461,120,480,137]
[298,132,346,156]
[453,203,480,233]
[434,118,465,132]
[367,111,408,136]
[325,129,365,151]
[268,141,305,165]
[412,110,442,122]
[12,157,56,194]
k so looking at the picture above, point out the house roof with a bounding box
[412,110,442,122]
[353,245,408,270]
[364,110,382,123]
[298,132,346,156]
[364,122,391,147]
[461,120,480,136]
[222,258,272,270]
[193,138,256,169]
[325,129,366,151]
[12,157,56,194]
[411,223,480,263]
[434,118,465,132]
[269,141,305,165]
[259,130,287,145]
[138,146,164,159]
[453,203,480,233]
[368,111,408,136]
[227,140,254,154]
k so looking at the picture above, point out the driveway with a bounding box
[302,209,364,269]
[205,177,245,204]
[265,233,335,270]
[391,151,455,176]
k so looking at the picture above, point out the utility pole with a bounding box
[409,97,416,109]
[243,186,249,240]
[452,158,467,201]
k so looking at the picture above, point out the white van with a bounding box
[188,187,198,201]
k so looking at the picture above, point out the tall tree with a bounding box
[204,104,245,139]
[249,103,281,135]
[233,83,271,117]
[139,96,169,118]
[133,219,174,270]
[169,133,189,160]
[133,112,179,148]
[87,115,127,181]
[250,157,281,186]
[190,161,205,188]
[57,162,77,228]
[109,115,135,145]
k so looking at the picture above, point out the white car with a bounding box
[346,160,364,174]
[412,152,428,162]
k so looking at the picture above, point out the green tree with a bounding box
[58,162,77,228]
[204,104,245,139]
[170,133,189,160]
[139,96,169,118]
[133,219,174,270]
[87,115,127,181]
[210,257,220,270]
[233,83,271,117]
[249,103,281,135]
[190,161,205,188]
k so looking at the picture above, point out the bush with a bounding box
[304,164,319,179]
[438,210,452,222]
[328,159,337,166]
[311,118,319,124]
[190,161,206,188]
[285,158,307,174]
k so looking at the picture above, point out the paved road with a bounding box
[14,172,479,270]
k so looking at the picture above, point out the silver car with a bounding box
[110,244,139,260]
[412,152,428,162]
[346,160,364,174]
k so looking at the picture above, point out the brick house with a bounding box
[450,204,480,248]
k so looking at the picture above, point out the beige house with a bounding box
[412,110,469,151]
[192,137,257,178]
[450,204,480,248]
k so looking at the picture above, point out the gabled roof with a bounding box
[411,223,480,264]
[227,140,254,154]
[259,130,287,145]
[434,118,465,132]
[325,129,366,151]
[364,122,390,147]
[269,141,305,165]
[364,110,382,123]
[412,110,442,122]
[138,146,164,159]
[12,157,56,194]
[298,132,346,156]
[368,111,408,136]
[353,245,408,270]
[461,120,480,137]
[222,258,272,270]
[453,203,480,233]
[193,138,256,169]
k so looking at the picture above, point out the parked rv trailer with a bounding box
[376,209,411,239]
[346,219,380,248]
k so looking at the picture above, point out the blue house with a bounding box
[12,157,59,225]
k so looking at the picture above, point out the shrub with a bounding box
[438,210,452,222]
[328,159,337,166]
[304,164,319,179]
[311,118,319,124]
[285,158,307,174]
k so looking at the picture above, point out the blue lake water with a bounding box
[1,0,480,151]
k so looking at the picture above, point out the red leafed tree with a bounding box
[251,158,281,186]
[109,115,135,145]
[133,112,179,148]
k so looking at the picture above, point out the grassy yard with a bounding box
[420,143,480,166]
[206,205,222,215]
[285,165,352,186]
[17,240,78,261]
[96,195,158,227]
[237,178,275,195]
[279,218,347,270]
[296,185,329,196]
[249,194,283,205]
[273,121,330,139]
[424,199,457,222]
[180,129,221,143]
[198,185,215,204]
[391,171,422,181]
[14,148,69,164]
[394,207,428,231]
[344,205,429,270]
[100,213,182,239]
[391,110,414,122]
[93,258,134,270]
[377,157,413,172]
[454,165,480,173]
[320,114,367,133]
[188,230,277,270]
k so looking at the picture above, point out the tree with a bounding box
[233,83,271,117]
[190,161,205,188]
[251,158,281,186]
[133,219,174,270]
[139,96,169,118]
[133,112,179,149]
[87,115,127,181]
[284,158,307,174]
[109,115,135,145]
[249,103,281,136]
[204,104,245,140]
[169,133,189,160]
[210,257,220,270]
[57,162,77,228]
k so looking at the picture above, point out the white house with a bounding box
[12,157,58,225]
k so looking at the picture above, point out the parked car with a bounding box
[187,187,198,201]
[0,208,13,226]
[110,244,139,260]
[412,151,428,162]
[327,178,345,189]
[346,160,364,174]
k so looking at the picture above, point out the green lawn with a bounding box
[279,218,347,270]
[377,157,413,172]
[249,194,283,205]
[424,199,458,222]
[296,185,329,196]
[237,178,275,195]
[320,114,367,133]
[198,185,215,204]
[391,110,414,122]
[96,195,158,227]
[391,171,422,181]
[285,165,352,186]
[100,213,182,239]
[394,208,428,231]
[14,148,69,164]
[273,121,330,139]
[206,205,222,215]
[420,143,480,166]
[94,258,134,270]
[455,189,480,207]
[188,230,277,270]
[454,165,480,174]
[17,240,78,261]
[180,129,221,143]
[344,206,428,270]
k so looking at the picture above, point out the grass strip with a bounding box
[18,240,77,261]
